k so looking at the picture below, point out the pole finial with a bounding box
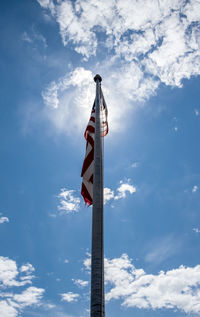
[94,74,102,82]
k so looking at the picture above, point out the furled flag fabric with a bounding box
[81,87,108,205]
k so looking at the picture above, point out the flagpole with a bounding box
[90,74,105,317]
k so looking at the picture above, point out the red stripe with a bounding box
[101,124,108,136]
[85,125,95,138]
[87,134,94,148]
[81,182,92,205]
[81,148,94,177]
[81,94,108,206]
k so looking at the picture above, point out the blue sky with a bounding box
[1,0,200,316]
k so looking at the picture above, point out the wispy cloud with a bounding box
[37,0,200,133]
[72,278,88,288]
[36,1,200,135]
[42,67,96,134]
[145,236,181,265]
[193,228,200,233]
[41,65,158,135]
[21,28,47,48]
[36,0,55,15]
[21,31,32,43]
[131,162,139,168]
[60,292,79,302]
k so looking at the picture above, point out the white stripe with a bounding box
[88,121,95,128]
[83,179,93,199]
[85,142,92,157]
[83,160,93,181]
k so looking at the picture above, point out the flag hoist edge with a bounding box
[81,87,108,205]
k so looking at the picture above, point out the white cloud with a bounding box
[83,252,91,272]
[57,188,80,214]
[104,188,114,204]
[114,181,136,200]
[56,0,97,59]
[106,254,200,314]
[0,301,18,317]
[131,162,139,168]
[83,253,200,314]
[19,264,35,282]
[44,303,56,310]
[64,259,69,264]
[192,185,198,192]
[0,216,9,224]
[195,109,199,116]
[104,180,136,204]
[60,292,79,302]
[0,256,28,287]
[0,256,45,316]
[37,0,200,86]
[42,81,59,109]
[37,1,200,135]
[40,68,106,133]
[193,228,200,233]
[21,32,32,43]
[41,63,159,135]
[13,286,44,308]
[55,181,135,214]
[72,278,88,288]
[36,0,55,14]
[20,263,35,274]
[42,67,95,134]
[34,30,47,48]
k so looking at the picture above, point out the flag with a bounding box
[81,87,108,205]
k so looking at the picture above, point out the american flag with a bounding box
[81,88,108,205]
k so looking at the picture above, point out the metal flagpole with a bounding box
[90,74,105,317]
